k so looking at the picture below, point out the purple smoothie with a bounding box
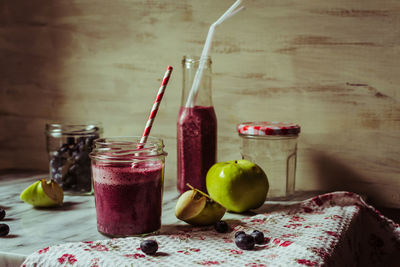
[92,160,163,236]
[177,105,217,193]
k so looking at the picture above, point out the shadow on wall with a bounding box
[0,2,75,170]
[311,151,392,207]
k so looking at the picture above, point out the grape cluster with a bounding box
[234,230,266,250]
[214,221,229,233]
[50,133,99,192]
[212,221,268,251]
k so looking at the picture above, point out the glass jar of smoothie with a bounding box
[46,122,102,195]
[237,122,300,199]
[90,136,167,237]
[177,56,217,193]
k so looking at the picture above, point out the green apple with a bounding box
[20,179,64,207]
[206,159,269,213]
[175,188,226,226]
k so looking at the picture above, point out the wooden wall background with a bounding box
[1,0,399,207]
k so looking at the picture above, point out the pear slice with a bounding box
[175,187,226,226]
[20,179,64,207]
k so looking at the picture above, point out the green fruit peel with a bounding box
[20,179,64,207]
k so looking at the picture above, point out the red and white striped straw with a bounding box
[138,65,173,148]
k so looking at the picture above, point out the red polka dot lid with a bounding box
[237,121,301,136]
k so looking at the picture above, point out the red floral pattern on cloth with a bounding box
[21,192,400,266]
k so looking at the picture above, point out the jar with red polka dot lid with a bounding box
[237,121,300,199]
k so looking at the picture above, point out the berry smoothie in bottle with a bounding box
[177,56,217,193]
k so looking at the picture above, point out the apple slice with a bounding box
[175,190,207,220]
[20,179,64,207]
[175,186,226,226]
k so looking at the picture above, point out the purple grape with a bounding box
[78,142,86,152]
[58,144,69,154]
[66,137,75,145]
[86,135,98,147]
[62,173,76,187]
[0,209,5,220]
[0,223,9,237]
[235,234,255,250]
[76,138,86,152]
[214,221,229,233]
[74,151,89,163]
[235,231,246,238]
[51,167,58,177]
[140,239,158,255]
[68,164,78,176]
[251,230,264,244]
[50,157,66,169]
[53,173,63,184]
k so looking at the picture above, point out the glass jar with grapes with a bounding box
[46,122,102,195]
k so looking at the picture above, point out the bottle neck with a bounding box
[181,56,212,107]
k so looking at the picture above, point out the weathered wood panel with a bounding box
[1,0,399,207]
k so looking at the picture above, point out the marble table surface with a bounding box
[0,171,251,267]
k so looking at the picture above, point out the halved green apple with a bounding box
[20,179,64,207]
[175,186,226,226]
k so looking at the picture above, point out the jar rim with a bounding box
[90,136,167,163]
[239,133,299,139]
[46,121,102,136]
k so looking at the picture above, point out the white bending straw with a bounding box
[185,0,244,108]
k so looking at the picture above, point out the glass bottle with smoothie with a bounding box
[177,56,217,193]
[90,136,167,237]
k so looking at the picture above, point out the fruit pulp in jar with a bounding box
[177,105,217,193]
[92,160,163,236]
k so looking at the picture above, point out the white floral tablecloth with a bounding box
[22,191,400,266]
